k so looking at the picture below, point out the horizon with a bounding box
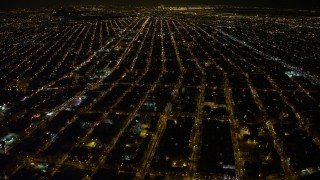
[2,0,320,10]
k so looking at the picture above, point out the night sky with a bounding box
[2,0,320,9]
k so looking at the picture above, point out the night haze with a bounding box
[2,0,320,9]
